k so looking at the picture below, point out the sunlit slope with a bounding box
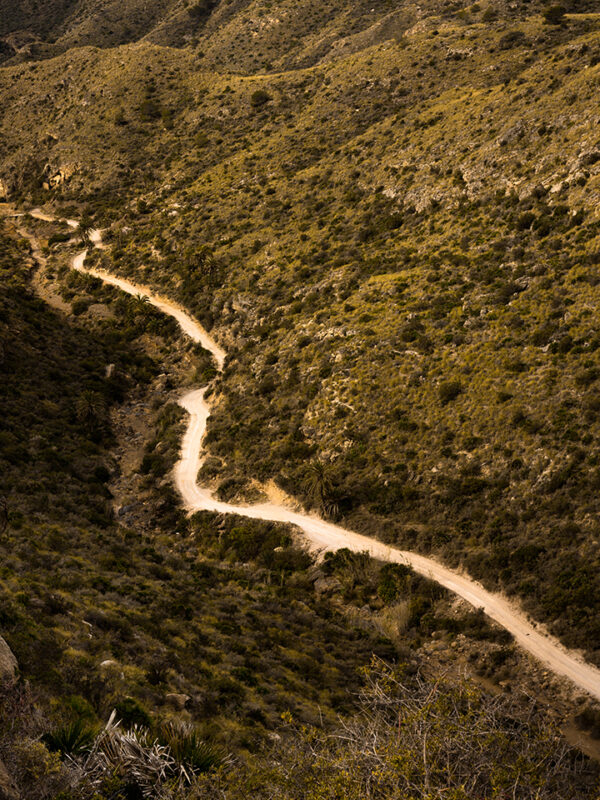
[1,7,600,658]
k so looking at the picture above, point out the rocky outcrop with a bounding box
[0,636,17,683]
[42,164,76,192]
[0,759,19,800]
[166,692,190,710]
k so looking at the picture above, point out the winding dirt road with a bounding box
[22,208,600,701]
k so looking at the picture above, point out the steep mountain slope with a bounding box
[1,5,600,661]
[0,215,403,789]
[5,211,594,798]
[0,0,456,65]
[3,3,600,790]
[0,0,188,61]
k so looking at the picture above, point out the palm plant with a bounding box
[127,293,152,322]
[156,720,224,775]
[77,216,94,245]
[75,390,106,433]
[306,461,339,519]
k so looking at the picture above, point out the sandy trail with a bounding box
[21,208,600,701]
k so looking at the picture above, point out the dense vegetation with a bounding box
[0,221,396,723]
[2,1,600,795]
[3,217,587,797]
[0,221,401,793]
[0,217,524,790]
[196,660,600,800]
[21,3,597,659]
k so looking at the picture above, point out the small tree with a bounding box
[75,391,106,434]
[544,5,566,24]
[305,461,339,518]
[438,379,463,405]
[250,89,271,108]
[77,216,93,245]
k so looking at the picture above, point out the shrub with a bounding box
[156,721,223,773]
[43,718,96,756]
[543,5,566,24]
[250,89,272,108]
[438,380,463,405]
[113,698,152,730]
[499,31,527,50]
[189,0,217,19]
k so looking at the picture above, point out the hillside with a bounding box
[0,0,474,66]
[3,4,598,655]
[2,1,600,795]
[3,211,597,797]
[0,215,397,793]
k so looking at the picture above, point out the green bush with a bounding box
[438,380,463,405]
[156,721,223,773]
[113,698,152,730]
[42,718,96,757]
[250,89,272,108]
[543,5,566,25]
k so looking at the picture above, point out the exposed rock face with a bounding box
[0,759,19,800]
[0,636,17,683]
[42,164,76,191]
[313,576,342,595]
[165,692,190,711]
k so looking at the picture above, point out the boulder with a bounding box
[313,576,342,595]
[0,759,19,800]
[0,637,17,683]
[166,693,190,711]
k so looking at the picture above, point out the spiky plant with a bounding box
[76,713,175,798]
[43,717,96,756]
[156,720,224,776]
[73,712,227,797]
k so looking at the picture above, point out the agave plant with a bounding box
[74,712,175,798]
[73,712,226,797]
[43,717,97,756]
[156,720,224,776]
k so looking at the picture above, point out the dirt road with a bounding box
[22,207,600,701]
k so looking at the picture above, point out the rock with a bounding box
[117,503,139,517]
[41,163,76,192]
[166,693,190,711]
[100,659,119,670]
[0,637,17,683]
[314,576,342,595]
[497,120,527,147]
[578,149,600,167]
[0,759,19,800]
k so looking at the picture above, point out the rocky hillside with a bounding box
[2,3,600,793]
[1,4,600,658]
[0,0,483,65]
[3,210,597,798]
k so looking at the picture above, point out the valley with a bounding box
[1,1,600,797]
[30,205,600,702]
